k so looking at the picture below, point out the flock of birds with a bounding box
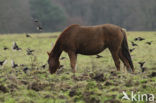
[130,37,152,52]
[0,40,45,73]
[92,36,152,73]
[0,19,44,73]
[130,36,152,72]
[0,20,153,74]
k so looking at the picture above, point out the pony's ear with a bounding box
[47,52,50,56]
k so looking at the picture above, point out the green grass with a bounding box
[0,32,156,103]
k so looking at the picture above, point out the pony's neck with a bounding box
[50,41,62,59]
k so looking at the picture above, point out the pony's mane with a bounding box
[49,24,79,55]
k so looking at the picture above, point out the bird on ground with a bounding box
[11,60,18,68]
[146,41,152,45]
[129,48,135,52]
[12,42,21,50]
[26,48,35,55]
[96,54,103,58]
[138,62,146,72]
[23,67,29,73]
[26,33,31,38]
[131,41,138,46]
[0,60,7,66]
[41,64,46,69]
[3,46,8,50]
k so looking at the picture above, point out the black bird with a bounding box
[96,54,103,58]
[11,60,18,68]
[33,19,39,23]
[60,57,66,60]
[146,41,152,45]
[134,38,138,41]
[26,33,31,38]
[23,67,29,73]
[130,48,135,52]
[0,60,7,66]
[41,64,46,69]
[138,62,145,67]
[26,48,34,55]
[12,42,21,50]
[134,37,145,41]
[3,46,8,50]
[33,18,43,31]
[131,41,138,46]
[138,37,145,41]
[37,26,43,31]
[138,62,146,72]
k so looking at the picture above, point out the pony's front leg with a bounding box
[68,51,77,73]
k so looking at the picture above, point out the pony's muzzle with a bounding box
[49,68,57,74]
[126,68,133,73]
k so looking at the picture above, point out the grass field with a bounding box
[0,32,156,103]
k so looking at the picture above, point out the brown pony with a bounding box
[47,24,134,74]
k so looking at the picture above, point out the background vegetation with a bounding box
[0,0,156,33]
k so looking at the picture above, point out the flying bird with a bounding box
[36,26,43,31]
[60,57,66,60]
[33,19,39,23]
[131,41,138,46]
[33,18,43,31]
[134,37,145,41]
[138,62,145,67]
[129,48,135,52]
[11,60,18,68]
[138,62,146,72]
[0,60,7,66]
[96,54,103,58]
[146,41,152,45]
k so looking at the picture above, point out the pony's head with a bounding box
[47,52,60,74]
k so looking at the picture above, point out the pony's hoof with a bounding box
[126,68,133,73]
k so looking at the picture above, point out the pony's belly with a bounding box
[77,46,107,55]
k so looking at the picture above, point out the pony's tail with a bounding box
[121,30,134,72]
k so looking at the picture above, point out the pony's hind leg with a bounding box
[109,49,120,71]
[68,51,77,73]
[119,49,132,73]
